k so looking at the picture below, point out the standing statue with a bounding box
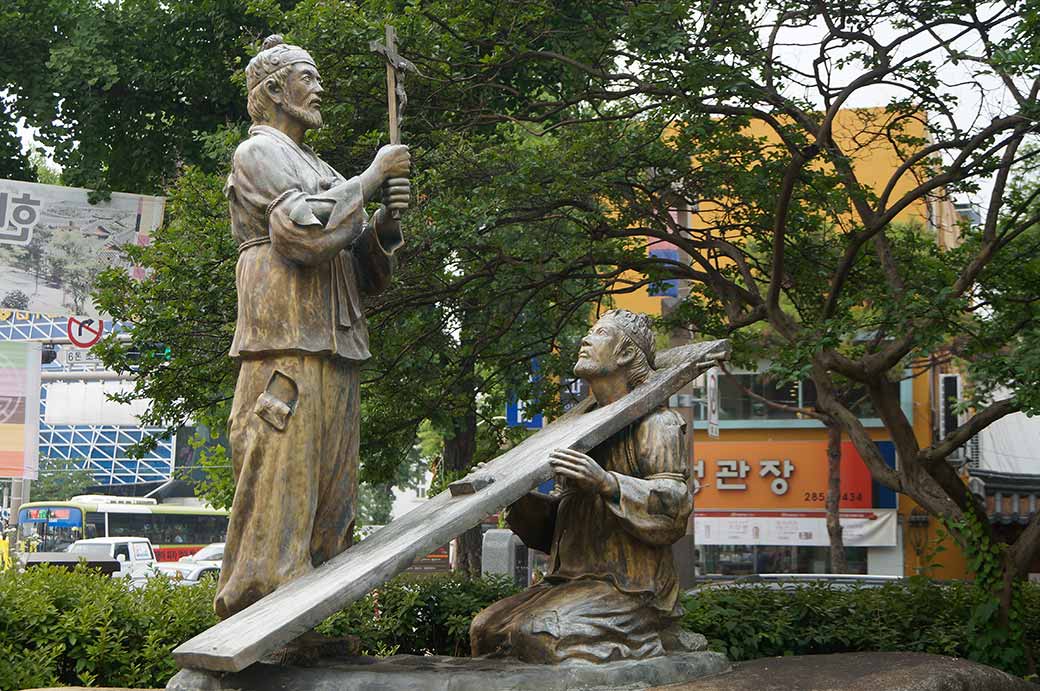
[215,34,411,619]
[470,309,695,663]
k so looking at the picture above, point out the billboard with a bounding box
[0,341,42,479]
[691,439,899,547]
[693,440,877,510]
[0,179,165,318]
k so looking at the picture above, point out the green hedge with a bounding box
[3,567,1038,689]
[683,579,1040,676]
[318,572,520,657]
[0,566,517,690]
[0,565,217,690]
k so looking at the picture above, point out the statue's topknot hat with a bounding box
[599,309,656,368]
[246,34,316,92]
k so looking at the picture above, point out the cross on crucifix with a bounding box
[369,25,416,147]
[369,25,416,220]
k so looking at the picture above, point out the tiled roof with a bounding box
[969,469,1040,525]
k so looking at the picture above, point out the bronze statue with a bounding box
[214,34,411,619]
[470,309,695,663]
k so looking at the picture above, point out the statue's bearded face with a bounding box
[282,62,324,129]
[574,319,624,380]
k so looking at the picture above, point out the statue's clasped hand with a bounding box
[383,177,410,213]
[374,144,411,214]
[549,448,620,501]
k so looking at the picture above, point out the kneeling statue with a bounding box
[471,309,694,663]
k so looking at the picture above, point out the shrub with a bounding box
[318,572,520,657]
[682,578,1040,676]
[0,565,217,690]
[5,566,1038,688]
[0,567,516,690]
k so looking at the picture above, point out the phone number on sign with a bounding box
[803,491,864,503]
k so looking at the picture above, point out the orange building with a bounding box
[613,108,971,579]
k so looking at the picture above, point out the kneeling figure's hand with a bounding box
[549,448,619,501]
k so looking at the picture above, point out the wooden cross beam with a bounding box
[369,25,416,220]
[369,25,417,145]
[171,338,730,675]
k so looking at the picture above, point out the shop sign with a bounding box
[693,440,876,510]
[694,508,897,547]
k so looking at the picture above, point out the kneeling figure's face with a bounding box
[574,319,623,380]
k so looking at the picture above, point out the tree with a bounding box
[0,0,287,195]
[47,230,95,314]
[30,458,95,502]
[28,2,1040,644]
[407,0,1038,668]
[0,103,33,182]
[85,0,630,575]
[1,291,29,310]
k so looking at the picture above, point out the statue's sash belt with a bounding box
[238,236,272,253]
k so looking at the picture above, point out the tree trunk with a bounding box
[442,359,482,577]
[825,420,848,573]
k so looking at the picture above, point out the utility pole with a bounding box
[10,477,30,520]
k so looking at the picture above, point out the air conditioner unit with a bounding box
[965,434,981,469]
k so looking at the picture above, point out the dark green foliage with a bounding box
[93,164,238,471]
[0,0,285,194]
[318,573,520,657]
[0,567,515,689]
[0,105,33,183]
[5,568,1039,687]
[0,565,217,690]
[683,580,1040,677]
[0,290,29,310]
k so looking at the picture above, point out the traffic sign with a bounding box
[66,317,104,348]
[60,347,103,367]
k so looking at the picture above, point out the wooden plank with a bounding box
[172,339,730,673]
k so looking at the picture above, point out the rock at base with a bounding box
[656,652,1038,691]
[166,651,731,691]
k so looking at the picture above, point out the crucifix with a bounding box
[369,25,416,220]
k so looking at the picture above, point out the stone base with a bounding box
[166,651,731,691]
[657,652,1039,691]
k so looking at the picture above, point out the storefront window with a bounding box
[716,374,799,420]
[692,372,897,422]
[698,545,868,576]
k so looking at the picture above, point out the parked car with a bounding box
[67,537,157,586]
[156,542,223,585]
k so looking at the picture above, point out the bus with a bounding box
[16,495,229,561]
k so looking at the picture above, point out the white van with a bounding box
[68,537,157,585]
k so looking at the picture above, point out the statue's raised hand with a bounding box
[373,144,410,180]
[548,448,620,501]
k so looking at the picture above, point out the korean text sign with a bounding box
[692,440,878,510]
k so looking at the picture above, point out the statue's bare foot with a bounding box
[264,631,361,667]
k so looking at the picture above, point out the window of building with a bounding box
[698,544,868,576]
[692,372,897,422]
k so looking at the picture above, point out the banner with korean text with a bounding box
[694,509,898,547]
[0,179,164,319]
[691,440,897,546]
[0,341,42,479]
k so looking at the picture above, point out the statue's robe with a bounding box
[470,405,693,663]
[214,125,402,619]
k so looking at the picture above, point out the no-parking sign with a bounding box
[66,316,104,348]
